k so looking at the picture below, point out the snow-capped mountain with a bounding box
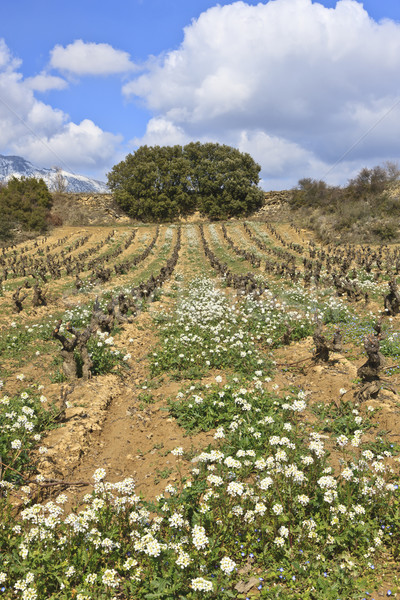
[0,154,109,193]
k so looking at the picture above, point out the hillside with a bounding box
[286,171,400,244]
[50,193,270,226]
[51,191,289,226]
[50,192,131,226]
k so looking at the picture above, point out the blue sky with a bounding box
[1,0,400,189]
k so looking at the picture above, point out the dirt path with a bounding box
[35,225,216,503]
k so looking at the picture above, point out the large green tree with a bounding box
[107,142,264,221]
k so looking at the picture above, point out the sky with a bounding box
[1,0,400,190]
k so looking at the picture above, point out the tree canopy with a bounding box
[0,177,53,241]
[107,143,264,221]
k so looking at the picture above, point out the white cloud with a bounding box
[125,0,400,188]
[11,119,122,170]
[26,72,68,92]
[238,130,324,177]
[130,117,189,147]
[0,38,122,177]
[50,40,136,76]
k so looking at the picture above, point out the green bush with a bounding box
[0,176,53,235]
[371,221,397,240]
[107,143,264,221]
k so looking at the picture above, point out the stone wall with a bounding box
[250,190,291,220]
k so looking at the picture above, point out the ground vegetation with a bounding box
[287,163,400,243]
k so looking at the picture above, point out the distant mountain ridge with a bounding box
[0,154,109,193]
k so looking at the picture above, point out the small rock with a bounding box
[235,577,260,594]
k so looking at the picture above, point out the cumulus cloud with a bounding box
[130,117,189,147]
[125,0,400,188]
[11,119,122,170]
[25,72,68,92]
[238,131,324,176]
[50,40,136,76]
[0,38,121,175]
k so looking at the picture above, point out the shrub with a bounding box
[289,162,400,243]
[46,213,63,227]
[0,176,53,233]
[371,221,397,240]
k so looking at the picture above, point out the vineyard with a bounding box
[1,219,400,599]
